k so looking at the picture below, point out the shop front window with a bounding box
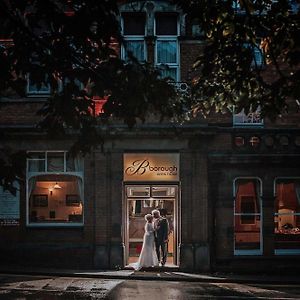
[274,179,300,254]
[27,151,83,226]
[234,178,262,255]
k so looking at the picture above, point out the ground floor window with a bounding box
[28,174,83,225]
[275,178,300,254]
[234,178,262,255]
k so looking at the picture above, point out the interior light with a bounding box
[53,182,62,189]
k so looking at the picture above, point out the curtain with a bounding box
[277,182,298,210]
[47,153,64,172]
[295,182,300,207]
[255,179,261,214]
[235,180,257,214]
[125,41,144,61]
[28,177,36,204]
[74,155,83,173]
[157,41,177,63]
[76,177,83,203]
[160,68,177,81]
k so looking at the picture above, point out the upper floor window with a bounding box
[155,13,179,81]
[233,107,263,127]
[121,13,146,62]
[27,74,51,96]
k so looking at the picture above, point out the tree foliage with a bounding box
[1,0,300,193]
[0,0,187,192]
[175,0,300,118]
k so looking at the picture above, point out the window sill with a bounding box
[26,93,50,98]
[234,250,262,256]
[275,249,300,255]
[26,222,84,228]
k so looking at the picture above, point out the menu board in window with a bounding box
[0,183,20,226]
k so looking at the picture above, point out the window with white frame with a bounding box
[155,13,179,81]
[26,52,51,96]
[27,73,51,96]
[27,151,84,226]
[234,178,262,255]
[233,106,263,126]
[121,13,146,62]
[274,178,300,254]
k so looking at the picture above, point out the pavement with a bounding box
[0,265,299,285]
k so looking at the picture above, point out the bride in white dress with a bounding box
[133,214,158,270]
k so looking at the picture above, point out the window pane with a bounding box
[47,152,64,172]
[159,67,177,81]
[123,13,145,35]
[157,41,177,63]
[127,186,150,197]
[66,155,83,172]
[28,174,83,224]
[28,160,45,172]
[152,186,176,197]
[275,180,300,251]
[156,14,178,35]
[124,41,145,61]
[27,152,46,172]
[27,74,51,94]
[234,179,261,251]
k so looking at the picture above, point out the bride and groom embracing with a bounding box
[133,208,169,271]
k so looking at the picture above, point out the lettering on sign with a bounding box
[124,154,179,181]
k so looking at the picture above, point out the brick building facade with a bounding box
[0,0,300,272]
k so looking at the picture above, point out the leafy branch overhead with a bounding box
[175,0,300,118]
[0,0,300,193]
[0,0,185,133]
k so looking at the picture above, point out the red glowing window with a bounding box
[92,96,108,116]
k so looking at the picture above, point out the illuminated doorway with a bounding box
[125,185,179,267]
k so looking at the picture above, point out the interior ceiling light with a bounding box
[53,182,62,189]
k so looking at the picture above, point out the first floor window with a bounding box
[28,174,83,225]
[233,106,263,126]
[156,39,178,81]
[275,178,300,254]
[123,39,145,62]
[234,178,262,254]
[27,151,83,226]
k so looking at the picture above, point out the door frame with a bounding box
[123,183,181,266]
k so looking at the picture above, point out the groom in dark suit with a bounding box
[152,208,169,266]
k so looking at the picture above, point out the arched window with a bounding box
[234,178,262,255]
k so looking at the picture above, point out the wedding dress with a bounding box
[133,222,158,270]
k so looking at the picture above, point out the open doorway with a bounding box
[125,185,179,267]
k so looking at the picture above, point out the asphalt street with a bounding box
[0,274,300,299]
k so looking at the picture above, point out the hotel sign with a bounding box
[124,153,179,181]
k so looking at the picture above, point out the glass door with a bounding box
[125,185,178,266]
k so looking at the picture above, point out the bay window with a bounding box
[234,178,262,255]
[27,151,84,226]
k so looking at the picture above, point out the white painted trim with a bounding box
[233,177,263,197]
[275,249,300,255]
[26,151,84,227]
[234,250,262,256]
